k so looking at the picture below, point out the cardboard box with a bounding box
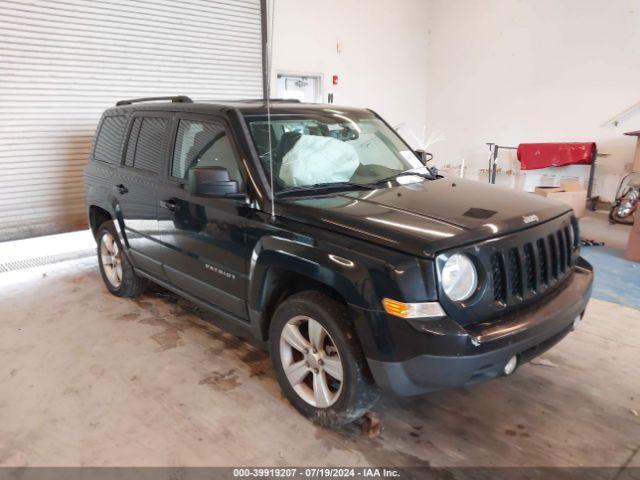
[534,186,565,195]
[560,180,584,192]
[632,137,640,173]
[534,182,587,218]
[633,207,640,234]
[625,229,640,261]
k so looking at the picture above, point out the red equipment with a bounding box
[516,142,599,210]
[517,142,596,170]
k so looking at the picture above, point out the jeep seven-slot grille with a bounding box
[523,243,536,291]
[492,254,506,304]
[537,238,548,285]
[491,225,575,307]
[508,248,522,297]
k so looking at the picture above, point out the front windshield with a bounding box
[245,110,425,193]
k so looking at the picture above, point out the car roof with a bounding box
[104,99,371,117]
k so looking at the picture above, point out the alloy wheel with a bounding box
[279,315,344,408]
[100,231,123,288]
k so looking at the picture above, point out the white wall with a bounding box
[425,0,640,201]
[270,0,640,201]
[269,0,430,147]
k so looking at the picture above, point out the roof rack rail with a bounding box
[115,95,193,106]
[232,98,301,103]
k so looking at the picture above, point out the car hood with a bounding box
[276,177,572,257]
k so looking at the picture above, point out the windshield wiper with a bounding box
[371,166,434,186]
[372,165,433,185]
[276,181,375,197]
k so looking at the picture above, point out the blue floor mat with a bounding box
[580,246,640,310]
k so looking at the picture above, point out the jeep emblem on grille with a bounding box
[522,214,539,224]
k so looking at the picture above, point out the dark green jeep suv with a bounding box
[84,96,593,426]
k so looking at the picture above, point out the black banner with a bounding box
[0,468,638,480]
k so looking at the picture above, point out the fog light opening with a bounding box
[503,355,518,376]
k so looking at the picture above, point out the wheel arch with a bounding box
[89,205,113,239]
[247,237,373,342]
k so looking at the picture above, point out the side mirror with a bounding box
[188,166,243,199]
[415,149,433,165]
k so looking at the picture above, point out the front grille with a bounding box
[548,233,558,279]
[537,238,548,286]
[563,226,573,259]
[492,253,506,304]
[491,222,576,308]
[523,243,536,291]
[508,248,522,298]
[437,213,579,327]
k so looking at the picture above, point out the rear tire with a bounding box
[96,220,148,298]
[269,290,379,427]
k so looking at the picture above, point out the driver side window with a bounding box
[171,119,243,189]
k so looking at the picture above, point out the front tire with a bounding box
[269,291,379,427]
[97,220,147,298]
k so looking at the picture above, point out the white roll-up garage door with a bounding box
[0,0,264,241]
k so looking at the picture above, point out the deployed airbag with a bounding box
[279,135,359,186]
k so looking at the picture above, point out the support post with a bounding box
[260,0,269,101]
[586,148,598,211]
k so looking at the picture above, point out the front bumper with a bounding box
[363,258,593,396]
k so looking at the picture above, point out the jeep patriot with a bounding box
[84,96,593,426]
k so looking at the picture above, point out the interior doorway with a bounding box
[275,73,323,103]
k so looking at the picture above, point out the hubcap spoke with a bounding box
[313,371,333,408]
[322,356,343,381]
[285,360,310,386]
[103,234,114,254]
[308,319,325,351]
[109,266,118,284]
[101,232,122,288]
[281,323,311,353]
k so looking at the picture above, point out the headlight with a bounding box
[441,254,477,301]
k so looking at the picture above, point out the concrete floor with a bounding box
[580,210,631,250]
[0,258,639,469]
[0,214,639,470]
[578,211,640,310]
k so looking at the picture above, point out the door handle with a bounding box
[115,184,128,194]
[160,199,177,212]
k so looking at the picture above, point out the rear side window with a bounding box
[124,116,167,173]
[124,118,142,167]
[93,115,127,164]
